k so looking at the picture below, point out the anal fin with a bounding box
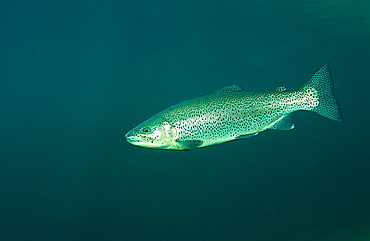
[268,114,295,131]
[235,133,258,140]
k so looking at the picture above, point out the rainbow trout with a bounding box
[125,63,342,150]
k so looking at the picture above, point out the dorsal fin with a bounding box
[214,85,245,93]
[275,86,287,92]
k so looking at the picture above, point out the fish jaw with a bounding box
[125,122,181,150]
[125,129,166,149]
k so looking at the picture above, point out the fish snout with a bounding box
[125,130,143,142]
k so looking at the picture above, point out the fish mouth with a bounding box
[125,131,142,142]
[127,136,142,141]
[125,135,143,142]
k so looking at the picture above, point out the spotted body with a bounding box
[126,63,342,150]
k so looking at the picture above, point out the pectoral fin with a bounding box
[175,139,203,150]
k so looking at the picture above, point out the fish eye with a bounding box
[141,127,152,134]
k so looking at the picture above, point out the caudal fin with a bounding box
[299,63,343,121]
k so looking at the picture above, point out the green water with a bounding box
[1,0,369,240]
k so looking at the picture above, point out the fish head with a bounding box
[125,117,177,149]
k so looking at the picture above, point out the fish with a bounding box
[125,63,343,150]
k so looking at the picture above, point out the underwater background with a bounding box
[1,0,369,240]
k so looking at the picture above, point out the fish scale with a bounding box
[125,63,342,150]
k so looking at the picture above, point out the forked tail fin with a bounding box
[299,63,343,121]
